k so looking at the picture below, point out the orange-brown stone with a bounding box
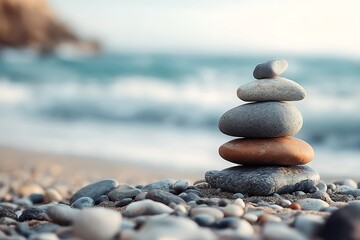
[219,137,314,165]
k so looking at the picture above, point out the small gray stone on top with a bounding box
[237,77,306,102]
[219,101,303,138]
[205,165,319,196]
[253,59,288,79]
[70,179,117,204]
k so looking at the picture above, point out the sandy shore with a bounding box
[0,145,204,185]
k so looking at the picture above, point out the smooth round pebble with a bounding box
[173,179,189,192]
[237,77,306,102]
[253,59,288,79]
[219,137,314,165]
[133,215,216,240]
[219,102,303,138]
[190,207,224,220]
[73,208,122,240]
[18,207,48,222]
[47,205,79,226]
[28,233,59,240]
[123,199,173,217]
[193,213,216,227]
[44,189,62,202]
[296,198,329,211]
[70,179,117,204]
[70,196,94,209]
[242,213,258,223]
[294,214,324,238]
[234,198,246,208]
[220,204,244,217]
[262,223,307,240]
[145,189,185,205]
[108,185,141,201]
[116,198,133,207]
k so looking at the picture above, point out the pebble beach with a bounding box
[1,145,360,240]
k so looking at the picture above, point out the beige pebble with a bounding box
[19,183,44,197]
[44,188,62,202]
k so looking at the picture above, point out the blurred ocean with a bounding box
[0,50,359,177]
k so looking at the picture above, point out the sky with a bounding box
[49,0,360,57]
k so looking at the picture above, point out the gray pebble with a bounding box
[133,215,216,240]
[206,165,319,196]
[193,213,216,227]
[327,183,336,191]
[253,59,288,79]
[47,205,79,226]
[94,194,109,204]
[116,198,133,207]
[108,185,141,201]
[123,199,173,217]
[0,216,17,225]
[145,189,186,205]
[173,180,188,192]
[182,192,200,202]
[190,207,224,220]
[28,233,59,240]
[215,217,244,229]
[342,179,358,189]
[237,77,306,102]
[14,198,33,208]
[219,101,303,138]
[262,222,307,240]
[294,214,324,238]
[320,206,339,213]
[141,179,175,192]
[18,208,49,222]
[194,182,211,189]
[296,198,329,211]
[232,193,244,199]
[294,191,306,196]
[29,194,45,204]
[317,182,327,192]
[70,196,94,209]
[0,206,17,220]
[70,179,117,204]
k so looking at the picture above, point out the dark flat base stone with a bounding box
[205,165,319,196]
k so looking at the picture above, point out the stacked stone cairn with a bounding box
[206,59,320,196]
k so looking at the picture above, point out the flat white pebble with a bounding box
[73,208,122,240]
[296,198,329,211]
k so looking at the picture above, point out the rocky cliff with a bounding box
[0,0,99,53]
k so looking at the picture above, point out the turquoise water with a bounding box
[0,50,359,177]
